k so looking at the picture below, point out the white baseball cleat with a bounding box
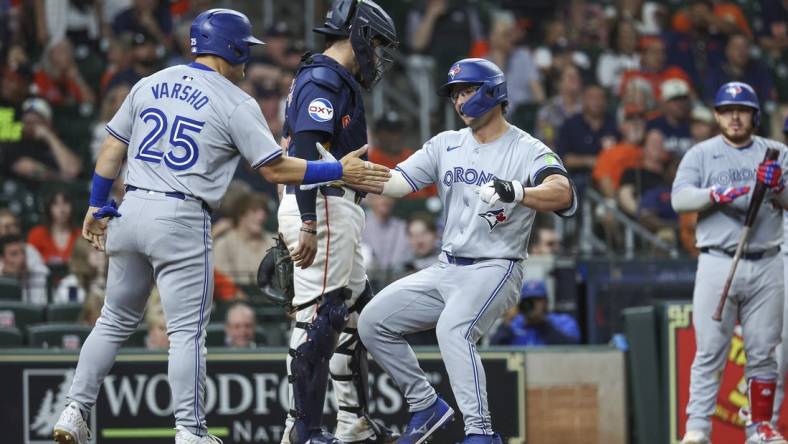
[174,425,223,444]
[53,402,92,444]
[745,422,788,444]
[680,430,710,444]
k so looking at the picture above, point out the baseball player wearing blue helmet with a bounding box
[52,8,391,444]
[358,57,576,444]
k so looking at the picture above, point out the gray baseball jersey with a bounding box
[672,134,788,436]
[672,135,788,251]
[106,63,282,209]
[360,124,574,437]
[395,125,574,259]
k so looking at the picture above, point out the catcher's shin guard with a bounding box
[331,282,398,443]
[289,288,350,444]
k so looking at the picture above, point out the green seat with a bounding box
[124,326,148,348]
[206,323,226,347]
[0,327,23,347]
[46,303,84,322]
[27,323,93,349]
[254,303,288,323]
[258,322,290,347]
[0,277,22,301]
[0,301,45,329]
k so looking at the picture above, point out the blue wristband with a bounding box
[89,172,114,207]
[303,160,342,185]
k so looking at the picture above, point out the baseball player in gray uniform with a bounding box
[357,58,576,444]
[52,9,389,444]
[672,82,788,444]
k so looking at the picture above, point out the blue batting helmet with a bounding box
[437,58,508,118]
[713,81,760,126]
[190,9,264,65]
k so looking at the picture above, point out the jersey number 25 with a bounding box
[135,107,205,171]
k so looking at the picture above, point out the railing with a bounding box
[580,188,680,259]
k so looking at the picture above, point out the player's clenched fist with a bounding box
[709,185,750,204]
[477,179,524,205]
[757,159,785,192]
[339,145,391,194]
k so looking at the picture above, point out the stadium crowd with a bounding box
[0,0,785,349]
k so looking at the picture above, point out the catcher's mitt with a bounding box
[257,234,294,307]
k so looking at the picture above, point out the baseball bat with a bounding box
[712,147,780,321]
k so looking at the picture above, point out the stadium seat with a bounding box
[0,277,22,301]
[46,303,84,322]
[258,322,290,347]
[27,323,93,349]
[0,327,23,347]
[124,326,149,348]
[0,302,45,329]
[206,323,226,347]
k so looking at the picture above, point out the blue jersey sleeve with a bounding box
[291,82,340,136]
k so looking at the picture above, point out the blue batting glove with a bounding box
[93,200,122,219]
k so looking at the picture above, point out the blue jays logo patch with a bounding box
[308,98,334,122]
[726,84,743,97]
[449,64,462,79]
[479,208,507,231]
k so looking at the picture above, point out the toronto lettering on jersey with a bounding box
[150,82,209,110]
[442,166,496,187]
[710,167,757,186]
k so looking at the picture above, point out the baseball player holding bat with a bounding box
[52,9,389,444]
[672,81,788,444]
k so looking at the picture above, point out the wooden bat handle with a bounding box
[712,147,779,322]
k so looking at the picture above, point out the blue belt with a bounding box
[125,185,211,213]
[699,246,780,261]
[445,253,515,266]
[284,185,361,204]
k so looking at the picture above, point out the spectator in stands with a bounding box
[105,30,161,91]
[758,0,788,59]
[255,84,284,140]
[0,51,33,144]
[1,97,82,184]
[490,279,580,346]
[0,209,49,278]
[406,0,484,84]
[556,84,618,177]
[619,75,658,118]
[592,105,647,199]
[165,21,193,67]
[368,112,436,198]
[224,302,256,348]
[53,238,106,304]
[403,213,440,273]
[647,78,694,157]
[535,63,583,149]
[33,0,104,50]
[533,19,592,93]
[27,191,81,266]
[145,310,169,350]
[618,36,692,102]
[689,104,717,144]
[111,0,173,50]
[99,35,133,92]
[597,19,641,93]
[214,192,275,285]
[529,225,561,256]
[258,22,293,68]
[34,38,95,107]
[90,84,131,161]
[363,194,412,279]
[0,234,47,304]
[703,32,776,106]
[484,11,544,110]
[618,130,671,219]
[78,290,103,326]
[663,0,736,88]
